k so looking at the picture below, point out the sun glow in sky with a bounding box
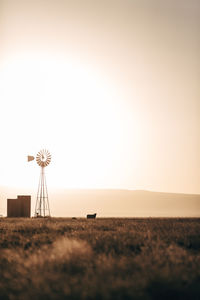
[1,53,137,189]
[0,0,200,194]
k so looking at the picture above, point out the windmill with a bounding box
[28,149,51,217]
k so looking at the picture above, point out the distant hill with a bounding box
[51,189,200,217]
[0,187,200,217]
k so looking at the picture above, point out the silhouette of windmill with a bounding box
[28,149,51,217]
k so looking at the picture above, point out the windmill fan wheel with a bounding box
[36,149,51,167]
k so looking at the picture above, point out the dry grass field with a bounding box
[0,218,200,300]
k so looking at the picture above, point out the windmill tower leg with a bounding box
[43,168,51,216]
[35,167,51,217]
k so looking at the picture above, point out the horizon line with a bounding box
[0,185,200,196]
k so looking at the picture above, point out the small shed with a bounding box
[7,195,31,217]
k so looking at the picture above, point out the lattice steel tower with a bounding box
[35,149,51,217]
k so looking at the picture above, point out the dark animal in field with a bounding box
[87,213,97,219]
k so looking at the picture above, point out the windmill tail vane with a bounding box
[27,155,35,162]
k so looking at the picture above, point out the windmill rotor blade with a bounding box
[35,149,51,167]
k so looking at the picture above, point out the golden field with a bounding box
[0,218,200,299]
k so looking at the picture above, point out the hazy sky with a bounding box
[0,0,199,193]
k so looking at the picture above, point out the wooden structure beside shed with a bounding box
[7,195,31,217]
